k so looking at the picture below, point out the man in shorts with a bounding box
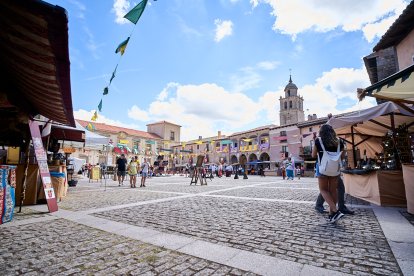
[116,154,127,186]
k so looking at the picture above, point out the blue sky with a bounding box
[48,0,409,140]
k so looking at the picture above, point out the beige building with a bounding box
[75,120,162,165]
[147,121,181,168]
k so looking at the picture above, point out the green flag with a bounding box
[115,37,130,55]
[110,65,118,84]
[124,0,148,24]
[98,99,102,112]
[103,87,108,95]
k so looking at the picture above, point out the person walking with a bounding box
[285,157,294,180]
[281,166,286,179]
[116,154,127,186]
[141,158,149,187]
[315,176,355,215]
[128,157,138,188]
[312,124,345,223]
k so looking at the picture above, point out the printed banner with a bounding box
[29,120,58,213]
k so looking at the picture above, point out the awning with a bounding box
[76,121,109,146]
[0,0,75,126]
[50,124,85,143]
[362,64,414,104]
[327,101,414,159]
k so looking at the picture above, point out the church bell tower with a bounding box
[279,75,305,125]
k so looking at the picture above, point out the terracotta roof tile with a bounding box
[146,120,181,127]
[76,120,162,140]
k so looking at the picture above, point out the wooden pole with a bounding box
[18,139,31,213]
[351,125,357,168]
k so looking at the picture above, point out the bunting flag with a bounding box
[115,37,130,55]
[91,111,98,121]
[109,65,117,84]
[92,0,151,121]
[124,0,148,24]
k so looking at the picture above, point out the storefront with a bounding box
[328,101,414,207]
[0,0,75,219]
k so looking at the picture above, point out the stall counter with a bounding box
[343,170,406,207]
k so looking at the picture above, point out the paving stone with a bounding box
[0,218,254,276]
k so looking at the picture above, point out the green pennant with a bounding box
[98,99,102,112]
[124,0,148,24]
[103,87,109,95]
[110,65,118,84]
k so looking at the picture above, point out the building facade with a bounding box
[74,120,162,165]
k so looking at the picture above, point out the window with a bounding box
[287,90,290,97]
[309,127,313,132]
[216,142,220,147]
[206,143,210,151]
[289,101,292,108]
[280,131,287,136]
[234,142,238,148]
[282,146,288,153]
[197,145,199,150]
[284,102,287,109]
[170,131,175,141]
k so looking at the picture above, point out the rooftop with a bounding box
[373,1,414,51]
[77,120,162,140]
[146,120,182,127]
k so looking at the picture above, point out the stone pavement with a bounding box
[1,175,413,275]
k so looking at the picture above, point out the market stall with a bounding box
[0,0,75,216]
[328,101,414,206]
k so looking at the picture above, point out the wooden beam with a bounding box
[369,119,392,130]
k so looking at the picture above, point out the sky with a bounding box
[48,0,410,140]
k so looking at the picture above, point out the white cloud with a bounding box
[214,19,234,42]
[127,106,150,121]
[257,61,280,70]
[83,27,101,59]
[77,67,376,141]
[254,0,408,41]
[229,66,262,92]
[112,0,130,24]
[74,109,139,129]
[300,67,373,117]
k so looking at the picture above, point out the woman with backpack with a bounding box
[312,124,345,223]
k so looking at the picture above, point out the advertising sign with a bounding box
[29,120,58,212]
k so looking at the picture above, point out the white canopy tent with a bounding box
[75,121,110,147]
[328,101,414,166]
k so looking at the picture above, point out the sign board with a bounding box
[29,120,58,213]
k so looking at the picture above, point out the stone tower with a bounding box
[279,75,305,125]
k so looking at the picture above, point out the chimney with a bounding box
[308,115,312,121]
[313,114,317,119]
[218,131,221,138]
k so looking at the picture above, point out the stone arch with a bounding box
[248,153,258,162]
[259,152,270,162]
[230,155,238,164]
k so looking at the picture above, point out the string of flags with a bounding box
[91,0,150,121]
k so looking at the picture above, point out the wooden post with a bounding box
[351,125,357,168]
[18,140,31,213]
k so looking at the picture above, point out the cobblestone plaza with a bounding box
[1,176,413,275]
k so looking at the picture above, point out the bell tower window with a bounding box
[287,90,290,97]
[284,102,287,109]
[289,101,292,108]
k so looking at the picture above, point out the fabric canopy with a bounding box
[76,121,109,147]
[327,101,414,158]
[364,64,414,104]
